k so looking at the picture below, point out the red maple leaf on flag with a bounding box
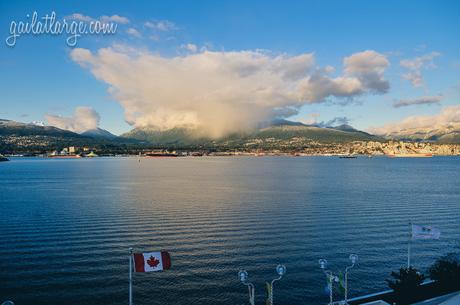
[147,256,160,268]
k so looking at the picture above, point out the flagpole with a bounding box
[407,221,411,268]
[129,247,133,305]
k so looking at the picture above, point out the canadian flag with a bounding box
[133,251,171,272]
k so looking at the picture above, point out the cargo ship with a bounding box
[145,152,179,157]
[386,153,433,158]
[48,154,82,158]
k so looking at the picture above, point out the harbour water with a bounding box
[0,157,459,305]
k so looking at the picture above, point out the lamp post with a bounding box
[238,270,255,305]
[267,264,287,305]
[129,247,133,305]
[238,265,286,305]
[319,255,359,305]
[344,254,358,304]
[319,259,338,305]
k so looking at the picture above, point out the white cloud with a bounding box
[126,28,142,38]
[70,47,389,138]
[271,106,299,118]
[45,107,100,133]
[144,20,177,31]
[299,113,321,125]
[369,105,460,136]
[297,50,389,102]
[298,113,350,127]
[66,13,129,24]
[400,52,440,87]
[393,95,443,108]
[66,13,93,22]
[181,43,198,53]
[317,116,351,127]
[344,50,390,93]
[297,71,363,102]
[100,15,130,24]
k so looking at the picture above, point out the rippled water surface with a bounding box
[0,157,459,305]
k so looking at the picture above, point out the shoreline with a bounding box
[4,153,460,158]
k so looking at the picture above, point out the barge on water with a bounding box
[0,154,9,162]
[145,151,179,157]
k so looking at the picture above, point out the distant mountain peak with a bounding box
[270,118,307,127]
[80,128,117,139]
[330,124,358,132]
[256,118,308,129]
[31,121,45,127]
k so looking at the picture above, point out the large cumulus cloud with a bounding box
[71,47,389,138]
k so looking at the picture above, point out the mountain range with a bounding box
[120,119,381,148]
[0,119,85,138]
[376,126,460,144]
[0,119,136,153]
[1,117,459,153]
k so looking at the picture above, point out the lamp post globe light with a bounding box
[319,258,327,270]
[238,270,255,305]
[349,254,358,265]
[2,301,14,305]
[276,264,286,276]
[238,270,248,282]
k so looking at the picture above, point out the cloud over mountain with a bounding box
[316,116,351,127]
[369,105,460,137]
[45,107,100,133]
[70,47,389,138]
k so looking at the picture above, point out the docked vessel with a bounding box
[339,155,358,159]
[49,154,82,158]
[48,150,82,158]
[86,151,98,158]
[145,152,179,157]
[0,154,9,162]
[387,153,433,158]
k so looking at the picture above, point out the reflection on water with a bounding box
[0,157,459,305]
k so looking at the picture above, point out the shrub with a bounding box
[429,253,460,291]
[386,267,425,304]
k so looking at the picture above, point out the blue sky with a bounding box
[1,0,459,135]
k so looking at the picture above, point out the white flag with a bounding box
[412,224,441,240]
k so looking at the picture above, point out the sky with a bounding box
[0,0,459,136]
